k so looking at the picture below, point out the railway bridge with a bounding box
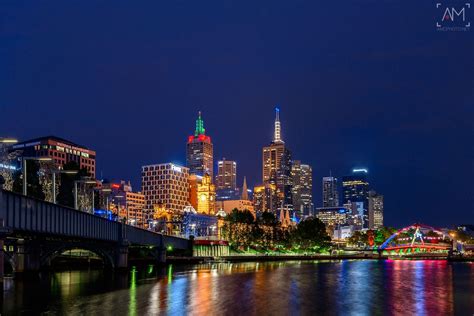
[0,189,191,277]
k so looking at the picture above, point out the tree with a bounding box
[259,211,278,226]
[0,148,21,191]
[348,230,368,247]
[222,209,256,249]
[227,208,255,224]
[290,217,331,251]
[374,227,397,245]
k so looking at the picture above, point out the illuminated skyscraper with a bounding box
[216,158,236,190]
[368,190,384,229]
[262,107,292,210]
[186,112,213,179]
[141,163,189,214]
[291,161,313,216]
[342,169,370,228]
[322,176,339,207]
[253,183,278,213]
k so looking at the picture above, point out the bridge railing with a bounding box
[0,189,120,242]
[125,225,190,249]
[126,225,163,245]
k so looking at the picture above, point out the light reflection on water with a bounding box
[2,260,473,315]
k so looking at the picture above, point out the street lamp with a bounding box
[22,157,52,196]
[52,170,77,204]
[74,179,96,211]
[0,138,18,144]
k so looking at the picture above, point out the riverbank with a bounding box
[168,253,473,263]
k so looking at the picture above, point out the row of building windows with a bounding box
[145,201,187,208]
[146,194,187,201]
[143,189,188,197]
[143,184,188,190]
[142,175,187,181]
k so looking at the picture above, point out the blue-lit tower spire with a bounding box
[273,106,284,143]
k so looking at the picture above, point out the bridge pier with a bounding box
[115,242,129,269]
[157,246,166,264]
[14,239,41,275]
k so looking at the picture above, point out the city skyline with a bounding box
[1,1,471,228]
[0,105,465,228]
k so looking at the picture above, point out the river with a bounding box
[2,260,473,315]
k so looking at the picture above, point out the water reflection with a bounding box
[2,260,473,315]
[385,260,454,315]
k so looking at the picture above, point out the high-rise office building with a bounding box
[10,136,96,177]
[102,180,146,227]
[186,112,213,179]
[141,163,190,214]
[253,183,278,213]
[216,158,236,190]
[316,206,352,230]
[322,176,339,207]
[342,169,370,228]
[291,160,313,217]
[368,190,384,229]
[262,107,292,210]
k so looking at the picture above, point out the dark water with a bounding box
[2,260,474,315]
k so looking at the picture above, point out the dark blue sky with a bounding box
[1,0,472,227]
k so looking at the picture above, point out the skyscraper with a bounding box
[102,180,146,227]
[368,190,384,229]
[253,183,278,213]
[141,163,190,214]
[216,158,236,190]
[291,160,313,217]
[322,176,339,207]
[262,107,292,210]
[342,169,370,228]
[186,112,213,179]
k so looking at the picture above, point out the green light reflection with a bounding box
[129,267,137,316]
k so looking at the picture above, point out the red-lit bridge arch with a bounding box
[379,223,452,255]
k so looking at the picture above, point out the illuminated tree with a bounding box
[374,227,397,245]
[0,148,21,191]
[38,160,58,203]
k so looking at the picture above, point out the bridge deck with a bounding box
[0,189,189,249]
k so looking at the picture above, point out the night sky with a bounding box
[1,1,472,227]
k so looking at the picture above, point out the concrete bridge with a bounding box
[0,189,191,277]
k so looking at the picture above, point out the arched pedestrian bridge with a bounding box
[379,223,452,256]
[0,189,191,277]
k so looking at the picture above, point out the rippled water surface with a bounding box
[2,260,474,315]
